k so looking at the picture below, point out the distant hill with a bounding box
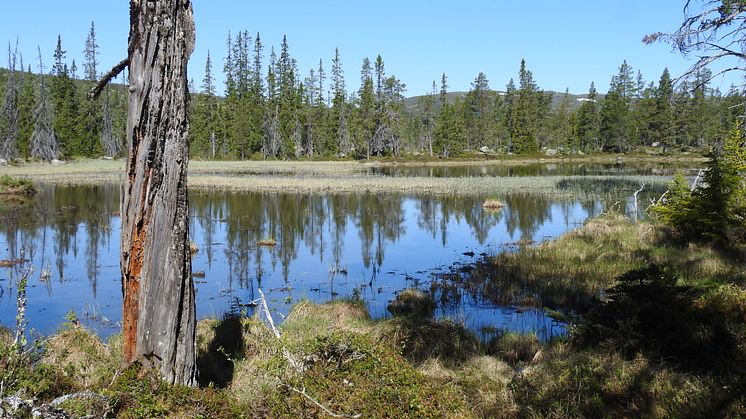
[404,90,605,113]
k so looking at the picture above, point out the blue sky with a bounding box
[0,1,739,96]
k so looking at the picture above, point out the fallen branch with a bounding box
[287,385,361,418]
[51,391,110,408]
[258,288,280,339]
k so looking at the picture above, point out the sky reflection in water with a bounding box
[0,182,614,341]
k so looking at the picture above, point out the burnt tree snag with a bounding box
[120,0,197,385]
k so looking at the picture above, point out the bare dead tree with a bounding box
[644,1,746,90]
[292,117,303,158]
[263,105,281,158]
[88,0,197,385]
[100,87,121,157]
[121,0,197,386]
[29,48,59,162]
[0,42,20,160]
[338,108,351,156]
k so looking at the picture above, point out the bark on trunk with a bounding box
[121,0,197,386]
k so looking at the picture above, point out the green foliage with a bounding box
[579,264,736,371]
[0,175,35,195]
[650,171,695,232]
[653,124,746,248]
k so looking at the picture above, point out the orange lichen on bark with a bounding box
[123,223,146,363]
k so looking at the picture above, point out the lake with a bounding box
[0,164,675,341]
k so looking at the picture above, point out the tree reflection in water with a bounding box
[0,183,616,340]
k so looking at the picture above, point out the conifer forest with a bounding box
[1,25,743,162]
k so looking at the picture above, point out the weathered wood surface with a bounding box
[121,0,197,385]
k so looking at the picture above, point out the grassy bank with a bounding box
[0,158,672,197]
[0,175,35,196]
[1,215,744,417]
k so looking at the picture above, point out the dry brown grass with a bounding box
[42,326,121,388]
[0,159,670,197]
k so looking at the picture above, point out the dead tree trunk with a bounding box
[120,0,197,386]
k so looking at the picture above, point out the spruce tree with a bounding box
[82,22,103,157]
[649,68,675,152]
[511,59,541,154]
[465,72,495,151]
[29,47,59,161]
[358,57,375,158]
[331,48,349,155]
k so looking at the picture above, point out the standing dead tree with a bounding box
[643,1,746,89]
[29,48,59,162]
[91,0,197,386]
[0,42,19,161]
[100,88,121,157]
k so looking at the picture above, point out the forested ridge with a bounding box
[1,26,743,162]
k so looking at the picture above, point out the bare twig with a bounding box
[691,169,704,191]
[287,385,362,418]
[633,183,645,220]
[51,391,110,408]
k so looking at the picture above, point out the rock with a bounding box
[482,199,505,212]
[544,148,558,157]
[577,150,585,156]
[51,159,66,166]
[0,158,7,166]
[651,141,660,148]
[479,146,494,154]
[102,156,114,160]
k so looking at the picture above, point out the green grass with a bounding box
[0,175,35,195]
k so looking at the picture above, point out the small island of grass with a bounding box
[0,175,36,197]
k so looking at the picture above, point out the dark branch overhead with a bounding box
[89,57,129,100]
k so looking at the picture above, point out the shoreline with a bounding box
[0,158,680,196]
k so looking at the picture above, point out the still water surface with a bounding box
[0,170,663,341]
